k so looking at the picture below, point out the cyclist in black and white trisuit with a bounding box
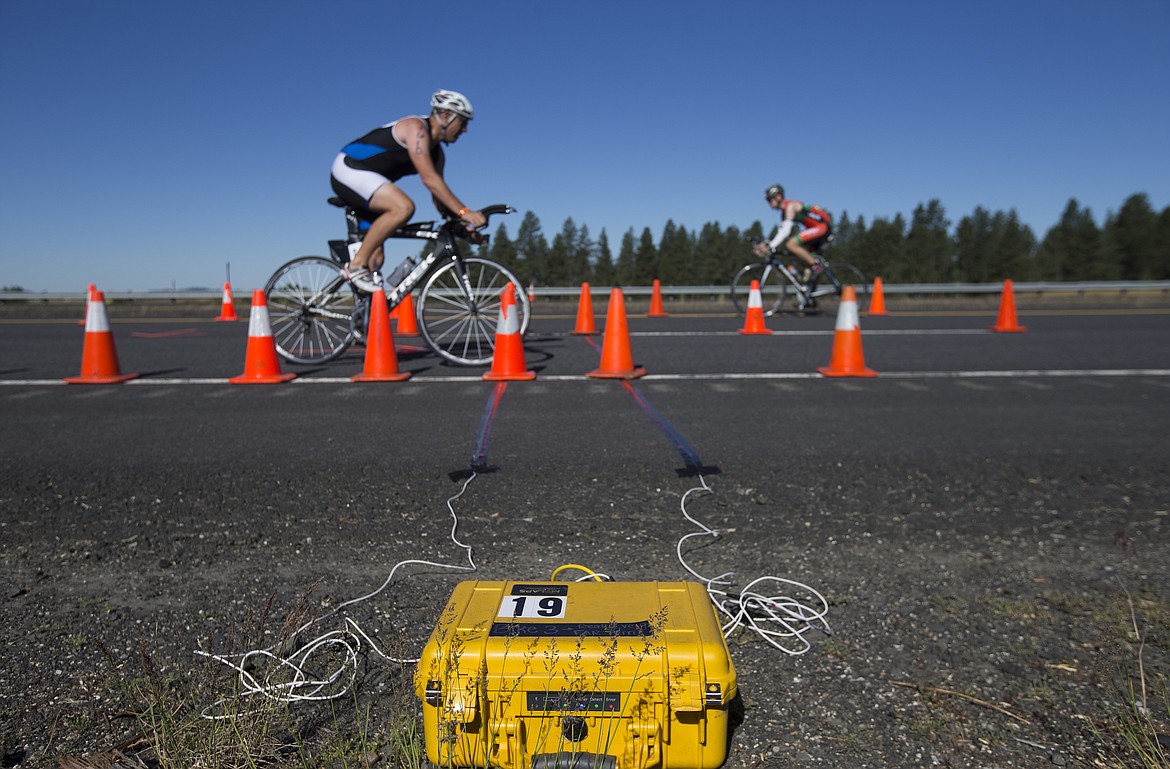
[329,89,487,293]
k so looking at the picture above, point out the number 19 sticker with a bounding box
[500,594,567,619]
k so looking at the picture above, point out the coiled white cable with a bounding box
[196,472,481,717]
[675,475,831,655]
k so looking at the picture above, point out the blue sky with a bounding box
[2,0,1168,292]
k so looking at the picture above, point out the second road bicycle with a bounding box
[730,237,867,317]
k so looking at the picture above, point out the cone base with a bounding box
[570,329,599,335]
[483,370,536,381]
[229,372,297,384]
[866,310,889,317]
[64,372,140,384]
[817,366,878,378]
[989,325,1027,333]
[647,311,669,318]
[352,371,412,382]
[587,366,647,380]
[738,328,773,335]
[214,315,239,322]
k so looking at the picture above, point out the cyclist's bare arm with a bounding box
[399,117,486,230]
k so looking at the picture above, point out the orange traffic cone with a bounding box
[738,280,773,335]
[817,285,877,377]
[229,290,296,384]
[647,278,669,317]
[571,282,598,335]
[352,288,411,382]
[64,290,139,384]
[587,287,646,379]
[989,279,1026,332]
[395,291,419,336]
[483,283,535,381]
[528,281,536,304]
[867,277,888,316]
[214,282,239,321]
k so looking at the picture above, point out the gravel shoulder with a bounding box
[2,452,1167,768]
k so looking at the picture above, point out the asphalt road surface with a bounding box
[2,306,1168,477]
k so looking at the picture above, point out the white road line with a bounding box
[629,329,989,337]
[2,369,1168,388]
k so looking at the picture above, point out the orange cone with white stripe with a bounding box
[587,287,646,379]
[229,290,296,384]
[64,290,139,384]
[395,291,419,336]
[214,282,239,321]
[352,287,411,382]
[571,282,598,335]
[738,280,773,335]
[989,279,1026,332]
[647,278,669,317]
[483,283,535,381]
[866,276,888,316]
[817,285,877,377]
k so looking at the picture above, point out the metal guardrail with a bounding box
[1,281,1167,302]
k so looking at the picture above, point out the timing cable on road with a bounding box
[596,367,832,655]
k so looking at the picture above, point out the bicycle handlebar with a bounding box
[387,204,513,240]
[479,204,515,218]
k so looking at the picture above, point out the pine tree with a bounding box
[615,228,637,286]
[1104,193,1160,280]
[571,224,594,285]
[1157,206,1170,279]
[489,223,518,274]
[514,210,550,285]
[905,200,952,282]
[546,218,577,285]
[954,207,995,283]
[1036,199,1107,280]
[859,215,907,281]
[988,210,1038,281]
[593,229,615,286]
[657,220,695,284]
[633,227,658,284]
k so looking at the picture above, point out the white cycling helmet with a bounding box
[431,89,474,120]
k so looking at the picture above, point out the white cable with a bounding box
[675,475,831,655]
[197,471,481,718]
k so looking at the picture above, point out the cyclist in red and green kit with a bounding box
[755,183,833,282]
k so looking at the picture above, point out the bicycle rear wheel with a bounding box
[264,256,358,365]
[417,257,530,366]
[807,263,868,316]
[730,262,792,316]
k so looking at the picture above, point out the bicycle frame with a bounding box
[340,204,515,313]
[761,254,841,306]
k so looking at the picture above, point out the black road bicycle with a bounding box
[730,237,867,316]
[264,199,529,366]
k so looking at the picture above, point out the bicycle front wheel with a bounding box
[264,256,358,365]
[730,262,792,316]
[417,257,530,366]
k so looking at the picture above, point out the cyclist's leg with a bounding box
[330,156,412,274]
[786,222,827,270]
[356,183,415,274]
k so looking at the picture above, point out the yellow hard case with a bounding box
[415,580,737,769]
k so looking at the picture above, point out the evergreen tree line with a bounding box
[469,193,1170,287]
